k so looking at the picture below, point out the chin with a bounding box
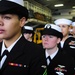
[43,46,49,49]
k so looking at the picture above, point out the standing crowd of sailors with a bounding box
[0,0,75,75]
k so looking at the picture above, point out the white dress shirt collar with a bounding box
[1,35,22,55]
[45,48,59,60]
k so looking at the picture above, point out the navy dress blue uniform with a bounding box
[0,36,46,75]
[22,26,34,42]
[58,36,75,60]
[47,49,75,75]
[39,49,75,75]
[54,18,75,60]
[0,0,46,75]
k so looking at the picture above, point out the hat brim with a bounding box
[0,1,28,20]
[23,29,34,34]
[41,28,63,40]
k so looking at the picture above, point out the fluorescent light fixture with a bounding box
[54,4,64,7]
[72,6,75,8]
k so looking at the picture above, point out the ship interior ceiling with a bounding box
[24,0,75,28]
[34,0,75,11]
[26,0,75,11]
[25,22,45,30]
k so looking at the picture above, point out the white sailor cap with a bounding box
[23,26,34,34]
[7,0,24,6]
[54,18,72,25]
[0,0,28,20]
[24,26,33,31]
[72,22,75,26]
[41,24,63,39]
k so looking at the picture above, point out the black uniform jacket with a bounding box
[58,37,75,60]
[46,49,75,75]
[0,36,46,75]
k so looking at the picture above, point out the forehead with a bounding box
[24,33,30,35]
[0,9,21,17]
[0,14,18,17]
[42,35,58,38]
[59,24,69,27]
[0,13,18,16]
[0,14,20,19]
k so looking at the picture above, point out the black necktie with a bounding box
[0,50,9,61]
[47,56,51,65]
[47,56,51,61]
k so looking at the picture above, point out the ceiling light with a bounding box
[72,6,75,8]
[54,4,64,7]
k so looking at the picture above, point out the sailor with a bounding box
[23,26,34,42]
[0,0,44,75]
[41,23,75,75]
[54,18,75,60]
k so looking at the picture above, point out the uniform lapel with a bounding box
[47,49,61,75]
[1,36,26,70]
[0,42,2,54]
[0,42,2,60]
[41,49,47,74]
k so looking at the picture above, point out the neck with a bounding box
[3,33,21,48]
[46,46,58,55]
[62,35,68,41]
[73,34,75,38]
